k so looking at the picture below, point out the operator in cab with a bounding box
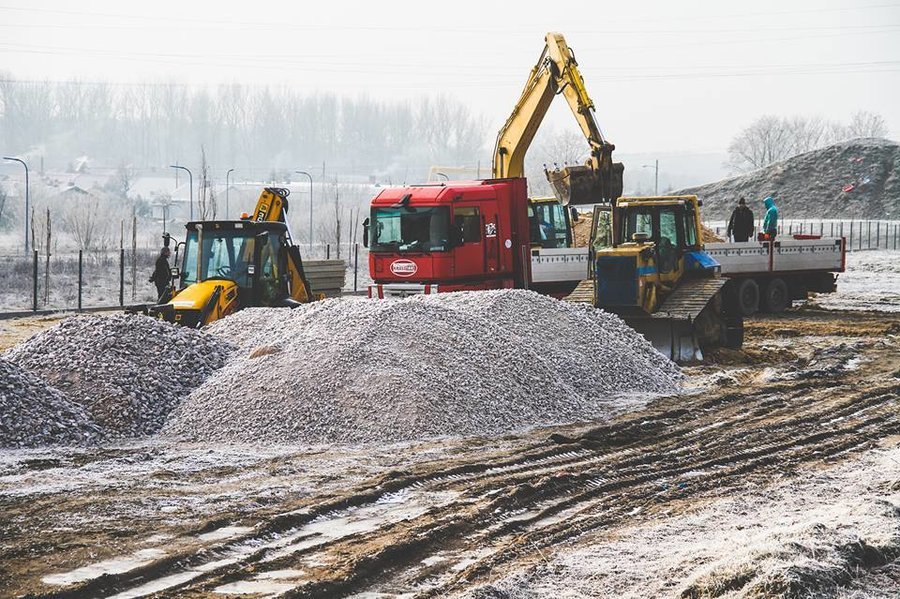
[726,197,754,242]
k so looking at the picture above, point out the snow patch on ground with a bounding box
[456,446,900,599]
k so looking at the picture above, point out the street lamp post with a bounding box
[642,159,659,195]
[225,168,235,219]
[295,170,313,252]
[169,164,193,220]
[3,156,29,253]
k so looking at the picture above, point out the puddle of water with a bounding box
[42,548,166,586]
[199,525,254,542]
[213,580,296,595]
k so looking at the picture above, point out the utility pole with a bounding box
[642,160,659,195]
[3,156,29,252]
[295,171,314,252]
[170,164,193,220]
[225,168,235,219]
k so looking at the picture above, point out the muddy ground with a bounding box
[0,302,898,598]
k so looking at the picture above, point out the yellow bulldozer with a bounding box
[146,187,318,328]
[585,195,743,362]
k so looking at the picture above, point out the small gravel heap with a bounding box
[0,358,101,448]
[163,290,681,445]
[4,313,234,438]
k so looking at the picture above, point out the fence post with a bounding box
[32,250,38,312]
[353,243,359,292]
[78,250,83,311]
[859,221,863,251]
[119,248,125,306]
[876,222,880,248]
[326,244,331,260]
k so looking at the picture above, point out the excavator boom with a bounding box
[492,32,623,205]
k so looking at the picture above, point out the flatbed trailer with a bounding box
[705,235,846,315]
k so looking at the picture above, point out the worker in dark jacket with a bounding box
[149,247,172,302]
[726,197,754,242]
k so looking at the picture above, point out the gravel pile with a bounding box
[0,358,101,448]
[4,314,234,438]
[676,138,900,219]
[163,290,682,445]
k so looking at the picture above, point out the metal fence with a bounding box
[0,249,158,313]
[0,242,369,314]
[707,219,900,251]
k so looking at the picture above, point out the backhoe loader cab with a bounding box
[590,196,741,361]
[150,221,300,328]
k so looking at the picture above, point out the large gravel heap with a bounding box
[4,314,234,438]
[0,358,101,448]
[676,138,900,219]
[163,290,681,445]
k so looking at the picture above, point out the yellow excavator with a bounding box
[493,31,624,205]
[147,187,318,328]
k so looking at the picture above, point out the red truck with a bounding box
[365,178,589,298]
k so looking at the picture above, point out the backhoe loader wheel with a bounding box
[762,278,789,313]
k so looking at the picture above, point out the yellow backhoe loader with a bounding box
[146,187,318,328]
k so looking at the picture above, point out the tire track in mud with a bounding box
[30,340,900,598]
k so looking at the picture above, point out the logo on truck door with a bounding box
[390,259,418,277]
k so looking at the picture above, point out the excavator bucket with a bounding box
[546,162,624,206]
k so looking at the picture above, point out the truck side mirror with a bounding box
[362,217,370,248]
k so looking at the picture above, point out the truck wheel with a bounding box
[733,278,759,316]
[762,278,789,313]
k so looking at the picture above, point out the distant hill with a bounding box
[673,138,900,220]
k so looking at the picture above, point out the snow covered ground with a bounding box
[457,445,900,599]
[814,250,900,312]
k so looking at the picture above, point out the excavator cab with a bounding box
[589,196,742,362]
[528,197,573,249]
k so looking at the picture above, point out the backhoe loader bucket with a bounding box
[546,162,624,206]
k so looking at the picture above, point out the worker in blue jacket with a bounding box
[762,196,779,241]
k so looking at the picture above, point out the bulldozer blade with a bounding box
[546,163,624,206]
[625,317,703,363]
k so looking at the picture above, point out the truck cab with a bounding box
[365,178,586,299]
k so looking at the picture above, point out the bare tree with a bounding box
[728,112,890,172]
[846,110,888,139]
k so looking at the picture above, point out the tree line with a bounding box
[0,77,488,177]
[727,111,889,173]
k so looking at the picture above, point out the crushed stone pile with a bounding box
[163,290,682,445]
[675,138,900,219]
[4,314,234,438]
[0,358,101,448]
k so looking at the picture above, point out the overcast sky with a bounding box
[1,0,898,155]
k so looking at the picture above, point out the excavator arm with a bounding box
[492,32,624,205]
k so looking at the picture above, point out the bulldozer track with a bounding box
[7,310,899,599]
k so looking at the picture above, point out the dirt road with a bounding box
[1,308,898,598]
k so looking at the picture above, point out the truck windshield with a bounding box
[181,230,256,288]
[370,207,451,252]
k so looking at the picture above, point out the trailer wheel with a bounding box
[730,278,759,316]
[762,278,789,313]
